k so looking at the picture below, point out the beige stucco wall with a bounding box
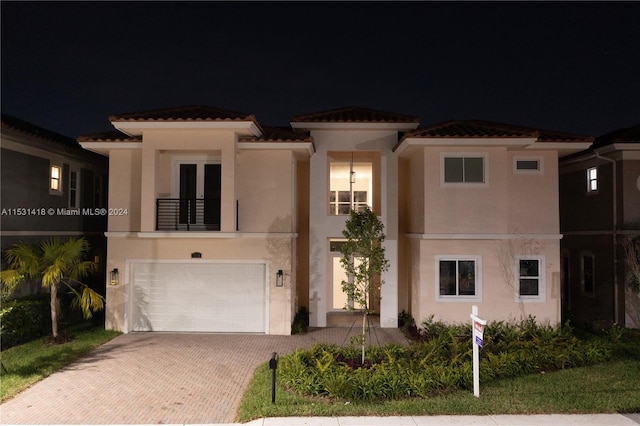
[103,130,300,335]
[400,145,563,326]
[412,238,561,325]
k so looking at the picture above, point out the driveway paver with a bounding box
[0,326,408,424]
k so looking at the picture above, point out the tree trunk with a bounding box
[50,283,58,338]
[361,311,367,365]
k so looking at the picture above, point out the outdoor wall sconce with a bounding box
[276,270,284,287]
[110,268,119,286]
[350,170,356,184]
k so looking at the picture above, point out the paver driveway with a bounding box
[1,327,408,424]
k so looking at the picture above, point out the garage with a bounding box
[130,261,267,333]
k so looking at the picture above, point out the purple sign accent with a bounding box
[475,335,483,348]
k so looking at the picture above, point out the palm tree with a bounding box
[1,238,104,339]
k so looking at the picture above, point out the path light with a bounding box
[110,268,119,286]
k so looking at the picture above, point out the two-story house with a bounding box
[559,124,640,328]
[79,106,592,334]
[1,114,109,296]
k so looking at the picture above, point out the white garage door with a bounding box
[130,262,266,333]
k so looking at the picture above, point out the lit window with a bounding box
[328,161,372,215]
[516,256,545,301]
[436,256,482,300]
[442,154,486,184]
[50,165,62,191]
[587,167,598,192]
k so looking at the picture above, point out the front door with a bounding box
[330,241,366,311]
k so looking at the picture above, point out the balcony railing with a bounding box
[156,198,220,231]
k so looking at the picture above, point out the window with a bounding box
[514,157,542,174]
[50,165,62,192]
[587,167,598,192]
[436,256,482,300]
[69,171,78,208]
[516,256,545,301]
[328,160,372,215]
[581,252,595,297]
[442,154,486,185]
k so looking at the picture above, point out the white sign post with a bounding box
[470,305,486,398]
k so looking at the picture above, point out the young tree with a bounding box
[0,238,105,339]
[340,207,389,364]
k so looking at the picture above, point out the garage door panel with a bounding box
[131,262,266,333]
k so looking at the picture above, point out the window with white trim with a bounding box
[587,167,598,192]
[436,256,482,301]
[581,252,595,297]
[50,165,62,193]
[328,160,372,215]
[441,153,487,185]
[516,256,545,301]
[514,157,542,174]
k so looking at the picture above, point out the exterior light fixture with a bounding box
[276,270,284,287]
[350,170,356,184]
[110,268,119,286]
[350,152,356,184]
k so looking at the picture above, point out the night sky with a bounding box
[2,1,639,139]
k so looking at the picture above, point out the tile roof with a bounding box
[404,120,593,142]
[1,113,82,149]
[77,131,142,143]
[240,126,312,143]
[109,105,257,123]
[290,106,420,124]
[592,123,640,149]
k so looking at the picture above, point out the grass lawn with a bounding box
[237,326,640,423]
[237,359,640,422]
[0,323,121,402]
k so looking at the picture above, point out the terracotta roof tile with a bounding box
[405,120,593,142]
[1,113,82,149]
[240,126,312,143]
[109,105,257,123]
[592,123,640,148]
[290,106,420,124]
[77,131,142,143]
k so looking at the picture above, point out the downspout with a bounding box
[595,152,618,323]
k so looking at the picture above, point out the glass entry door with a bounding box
[176,160,221,230]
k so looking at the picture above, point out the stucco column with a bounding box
[380,150,399,327]
[139,145,157,232]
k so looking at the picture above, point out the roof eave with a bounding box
[239,141,315,156]
[393,137,539,155]
[112,120,262,137]
[290,122,419,131]
[79,141,142,156]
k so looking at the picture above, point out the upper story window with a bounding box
[514,157,542,174]
[442,153,487,185]
[587,167,598,193]
[516,256,545,301]
[436,255,482,301]
[50,165,62,194]
[328,154,373,215]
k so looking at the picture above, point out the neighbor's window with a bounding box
[516,256,545,300]
[442,154,486,184]
[69,170,78,207]
[581,252,595,296]
[50,165,62,191]
[587,167,598,192]
[328,160,372,215]
[436,256,481,300]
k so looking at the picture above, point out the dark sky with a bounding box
[2,1,639,139]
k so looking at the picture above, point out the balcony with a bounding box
[156,198,220,231]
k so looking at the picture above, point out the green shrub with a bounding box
[0,295,51,349]
[291,306,309,334]
[278,317,617,402]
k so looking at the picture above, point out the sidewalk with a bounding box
[239,413,640,425]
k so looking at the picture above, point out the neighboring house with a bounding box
[1,114,109,296]
[559,124,640,328]
[79,106,592,335]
